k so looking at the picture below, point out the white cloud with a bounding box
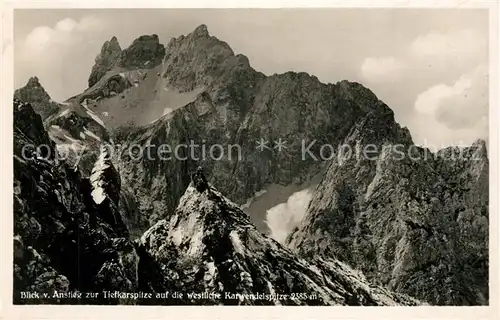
[22,15,104,56]
[56,18,77,33]
[266,189,312,244]
[361,29,487,84]
[414,76,473,116]
[360,56,404,82]
[24,26,54,53]
[409,113,488,150]
[16,15,108,101]
[410,64,488,148]
[360,28,488,148]
[408,29,486,69]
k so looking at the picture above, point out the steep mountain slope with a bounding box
[67,34,175,129]
[286,108,489,305]
[137,168,420,306]
[14,77,111,176]
[45,102,111,176]
[13,99,138,304]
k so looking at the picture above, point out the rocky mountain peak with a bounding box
[472,139,488,154]
[136,169,420,306]
[16,77,50,102]
[117,34,165,69]
[14,77,60,120]
[162,25,257,92]
[88,36,122,87]
[27,76,41,87]
[287,111,488,305]
[109,35,120,46]
[190,24,210,38]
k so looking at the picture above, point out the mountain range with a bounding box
[13,24,488,306]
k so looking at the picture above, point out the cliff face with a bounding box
[88,36,122,88]
[286,108,489,305]
[118,34,165,69]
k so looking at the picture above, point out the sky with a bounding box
[14,8,489,148]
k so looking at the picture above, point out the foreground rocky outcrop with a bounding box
[136,168,420,305]
[13,99,137,304]
[287,108,489,305]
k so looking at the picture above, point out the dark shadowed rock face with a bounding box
[118,34,165,69]
[13,99,138,304]
[137,168,420,306]
[14,77,60,120]
[88,36,122,88]
[287,108,489,305]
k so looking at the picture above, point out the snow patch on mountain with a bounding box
[58,108,70,117]
[229,230,245,254]
[266,188,313,243]
[89,146,111,204]
[82,104,105,127]
[83,127,102,141]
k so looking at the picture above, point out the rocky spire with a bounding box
[88,36,122,88]
[15,77,51,103]
[14,77,59,120]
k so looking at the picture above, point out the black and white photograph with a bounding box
[2,1,498,317]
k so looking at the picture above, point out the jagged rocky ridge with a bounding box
[286,109,489,305]
[12,100,418,305]
[88,36,122,88]
[100,25,404,236]
[88,34,165,88]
